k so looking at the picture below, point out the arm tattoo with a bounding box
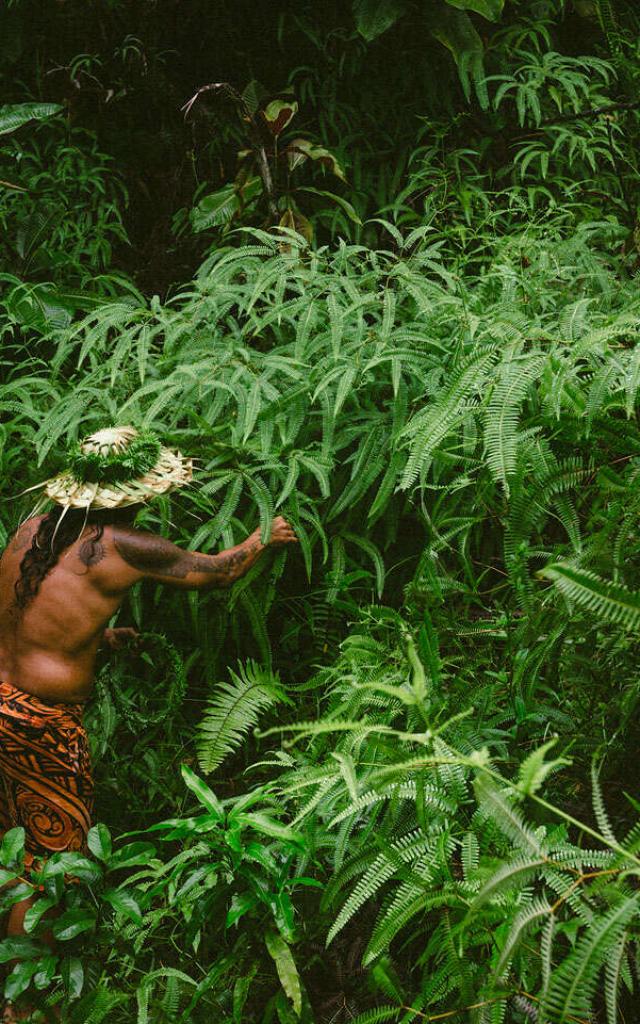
[114,532,262,585]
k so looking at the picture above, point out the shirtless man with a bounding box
[0,427,296,1020]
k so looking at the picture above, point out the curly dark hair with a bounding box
[14,505,139,609]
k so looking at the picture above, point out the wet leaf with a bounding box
[87,823,112,862]
[265,930,301,1016]
[262,98,298,136]
[0,102,62,136]
[52,908,97,941]
[353,0,409,40]
[192,185,239,232]
[445,0,504,21]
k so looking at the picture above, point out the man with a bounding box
[0,426,297,1020]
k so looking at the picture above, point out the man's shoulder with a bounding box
[7,515,44,555]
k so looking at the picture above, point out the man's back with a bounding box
[0,511,297,703]
[0,518,133,702]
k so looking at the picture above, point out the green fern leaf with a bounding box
[197,662,288,773]
[540,563,640,629]
[494,898,552,977]
[543,896,639,1022]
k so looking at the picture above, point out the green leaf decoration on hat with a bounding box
[67,431,161,485]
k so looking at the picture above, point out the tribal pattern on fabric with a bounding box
[0,681,93,866]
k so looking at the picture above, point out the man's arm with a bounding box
[112,516,297,590]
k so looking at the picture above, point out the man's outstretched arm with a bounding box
[112,516,297,590]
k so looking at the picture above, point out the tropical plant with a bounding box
[182,81,354,242]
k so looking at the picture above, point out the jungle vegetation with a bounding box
[2,0,640,1021]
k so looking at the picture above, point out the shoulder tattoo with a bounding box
[79,536,106,567]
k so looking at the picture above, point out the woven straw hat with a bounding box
[44,426,193,509]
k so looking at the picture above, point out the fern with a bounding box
[543,896,639,1022]
[483,356,544,494]
[197,661,288,773]
[493,898,552,978]
[541,563,640,628]
[604,935,628,1024]
[327,830,434,945]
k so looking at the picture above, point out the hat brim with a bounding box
[45,447,193,509]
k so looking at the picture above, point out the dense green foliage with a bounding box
[2,0,640,1020]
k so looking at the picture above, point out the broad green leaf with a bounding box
[262,97,298,136]
[43,853,103,884]
[0,827,25,868]
[23,896,58,934]
[102,888,143,926]
[227,893,258,928]
[32,955,57,991]
[181,763,225,818]
[61,956,84,999]
[52,908,97,941]
[0,937,43,963]
[445,0,504,21]
[265,930,302,1016]
[87,823,112,862]
[192,185,239,232]
[107,841,157,870]
[233,964,258,1023]
[236,812,302,844]
[430,6,488,108]
[0,102,62,136]
[4,959,39,1001]
[353,0,409,40]
[296,187,361,224]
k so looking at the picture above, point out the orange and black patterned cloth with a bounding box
[0,681,93,867]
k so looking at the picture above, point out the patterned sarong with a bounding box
[0,681,93,867]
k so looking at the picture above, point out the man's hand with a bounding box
[103,627,139,651]
[264,515,298,547]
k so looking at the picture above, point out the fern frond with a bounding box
[474,776,546,855]
[604,934,628,1024]
[494,898,552,977]
[484,356,543,493]
[197,662,288,773]
[473,854,549,906]
[346,1007,401,1024]
[540,563,640,628]
[591,762,617,844]
[327,830,433,945]
[543,896,639,1022]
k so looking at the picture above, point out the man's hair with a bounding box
[14,505,138,609]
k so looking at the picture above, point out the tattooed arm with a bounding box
[112,516,297,590]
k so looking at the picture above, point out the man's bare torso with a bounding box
[0,518,137,702]
[0,512,295,704]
